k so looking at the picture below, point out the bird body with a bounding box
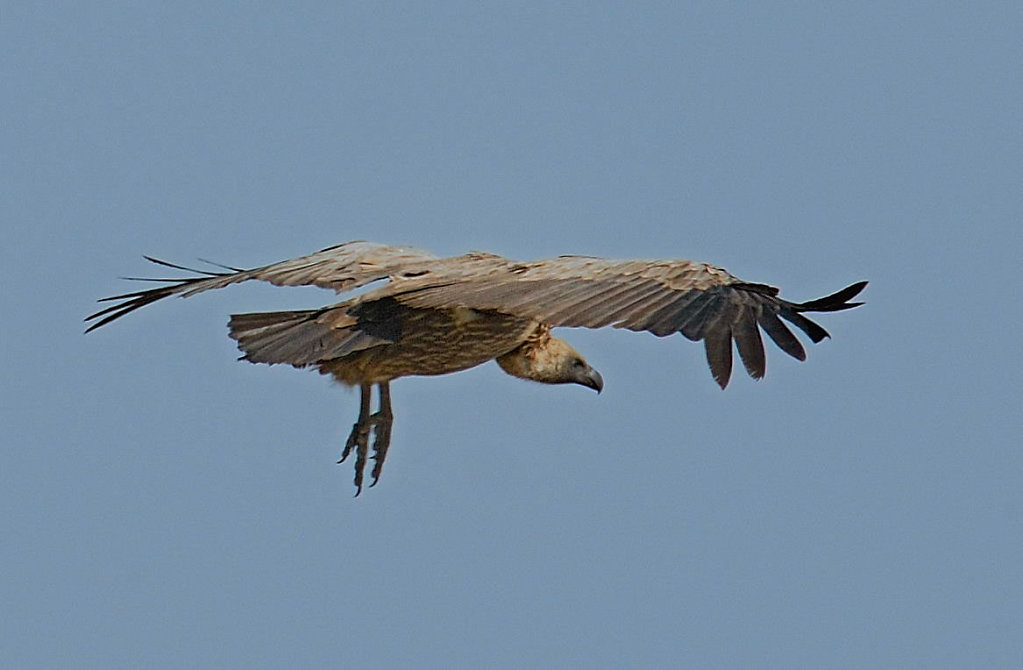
[319,307,535,385]
[88,241,866,494]
[288,303,539,384]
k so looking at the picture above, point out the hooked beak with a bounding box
[579,366,604,394]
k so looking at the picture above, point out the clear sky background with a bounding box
[3,3,1021,668]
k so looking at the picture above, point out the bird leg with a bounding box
[338,382,394,495]
[369,382,393,488]
[339,383,372,495]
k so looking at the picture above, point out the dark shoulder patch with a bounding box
[350,298,404,341]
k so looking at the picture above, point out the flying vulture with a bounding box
[87,241,867,494]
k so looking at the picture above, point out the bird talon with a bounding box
[368,406,393,488]
[338,425,361,463]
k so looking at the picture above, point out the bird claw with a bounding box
[338,422,363,464]
[369,409,393,487]
[340,407,393,496]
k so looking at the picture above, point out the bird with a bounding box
[87,241,867,494]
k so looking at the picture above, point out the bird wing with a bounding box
[89,241,866,388]
[385,255,867,388]
[86,241,438,331]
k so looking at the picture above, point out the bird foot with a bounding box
[338,409,393,496]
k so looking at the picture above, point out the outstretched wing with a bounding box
[89,241,866,388]
[85,241,438,332]
[387,255,867,388]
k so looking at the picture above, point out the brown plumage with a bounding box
[87,241,867,494]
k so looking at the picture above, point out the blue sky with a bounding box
[3,3,1021,668]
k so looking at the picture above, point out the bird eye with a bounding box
[573,358,585,368]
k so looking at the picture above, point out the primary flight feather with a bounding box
[87,241,867,494]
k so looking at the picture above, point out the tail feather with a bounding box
[228,306,390,367]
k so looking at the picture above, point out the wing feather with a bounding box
[676,289,725,340]
[732,304,767,379]
[622,290,703,335]
[521,280,614,320]
[86,242,438,331]
[542,278,649,326]
[702,301,736,388]
[756,308,806,361]
[589,280,670,328]
[779,309,831,343]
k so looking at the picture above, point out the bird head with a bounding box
[496,335,603,393]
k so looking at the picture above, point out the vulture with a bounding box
[87,241,867,494]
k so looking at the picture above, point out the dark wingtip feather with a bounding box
[732,306,766,379]
[85,260,219,333]
[142,255,226,277]
[197,257,246,273]
[756,308,806,361]
[704,331,733,389]
[796,281,868,312]
[780,309,832,343]
[85,289,168,332]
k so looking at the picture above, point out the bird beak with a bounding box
[579,366,604,394]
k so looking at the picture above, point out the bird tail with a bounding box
[228,306,389,367]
